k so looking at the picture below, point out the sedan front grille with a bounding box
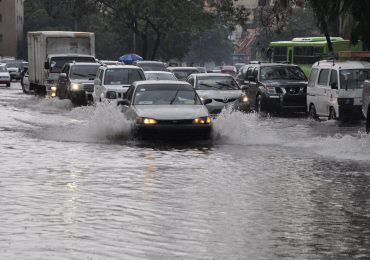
[157,119,193,125]
[213,98,237,103]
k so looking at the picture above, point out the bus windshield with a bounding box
[260,66,307,81]
[340,69,370,89]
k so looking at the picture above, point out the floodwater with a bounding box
[1,83,370,259]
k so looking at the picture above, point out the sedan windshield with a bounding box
[134,85,201,105]
[104,69,144,85]
[340,69,370,89]
[70,65,100,79]
[260,66,307,81]
[196,76,240,90]
[145,72,177,81]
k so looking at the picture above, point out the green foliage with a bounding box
[22,0,246,61]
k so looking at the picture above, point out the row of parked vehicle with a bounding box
[0,59,28,88]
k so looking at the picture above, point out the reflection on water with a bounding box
[1,84,370,259]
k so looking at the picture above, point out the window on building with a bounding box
[0,14,2,23]
[0,34,3,43]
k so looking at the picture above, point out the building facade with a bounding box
[0,0,24,58]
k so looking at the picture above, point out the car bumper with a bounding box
[206,101,247,114]
[135,124,212,139]
[264,94,306,112]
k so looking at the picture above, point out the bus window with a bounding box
[273,46,287,62]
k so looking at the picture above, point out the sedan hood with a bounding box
[261,80,308,87]
[105,84,130,92]
[196,90,243,99]
[71,79,94,84]
[134,105,209,120]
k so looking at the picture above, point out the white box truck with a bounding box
[27,31,96,96]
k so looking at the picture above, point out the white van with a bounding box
[307,60,370,120]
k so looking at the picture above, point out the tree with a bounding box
[96,0,248,60]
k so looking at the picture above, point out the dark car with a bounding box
[57,62,101,105]
[133,61,167,71]
[237,62,308,113]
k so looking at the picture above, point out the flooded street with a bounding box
[1,83,370,259]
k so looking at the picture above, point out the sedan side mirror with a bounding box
[203,98,212,105]
[117,99,130,106]
[44,62,50,70]
[331,82,338,90]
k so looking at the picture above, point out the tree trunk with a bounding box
[151,32,161,60]
[321,15,333,53]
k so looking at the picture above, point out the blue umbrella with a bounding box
[118,53,143,63]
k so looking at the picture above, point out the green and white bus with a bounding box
[269,37,362,75]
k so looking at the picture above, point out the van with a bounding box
[307,60,370,120]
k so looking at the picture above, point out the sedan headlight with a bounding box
[193,116,212,124]
[266,86,276,94]
[71,83,80,91]
[136,117,158,125]
[241,96,248,102]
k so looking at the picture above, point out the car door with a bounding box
[243,67,254,101]
[248,67,259,106]
[327,69,339,114]
[94,68,104,99]
[316,68,331,116]
[306,68,319,111]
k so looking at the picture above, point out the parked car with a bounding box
[144,71,177,81]
[57,62,101,105]
[221,66,237,78]
[196,67,207,73]
[307,60,370,120]
[119,80,212,139]
[6,60,24,81]
[99,60,122,66]
[238,62,308,114]
[187,73,250,114]
[133,60,167,71]
[93,65,145,103]
[0,64,11,87]
[168,67,200,81]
